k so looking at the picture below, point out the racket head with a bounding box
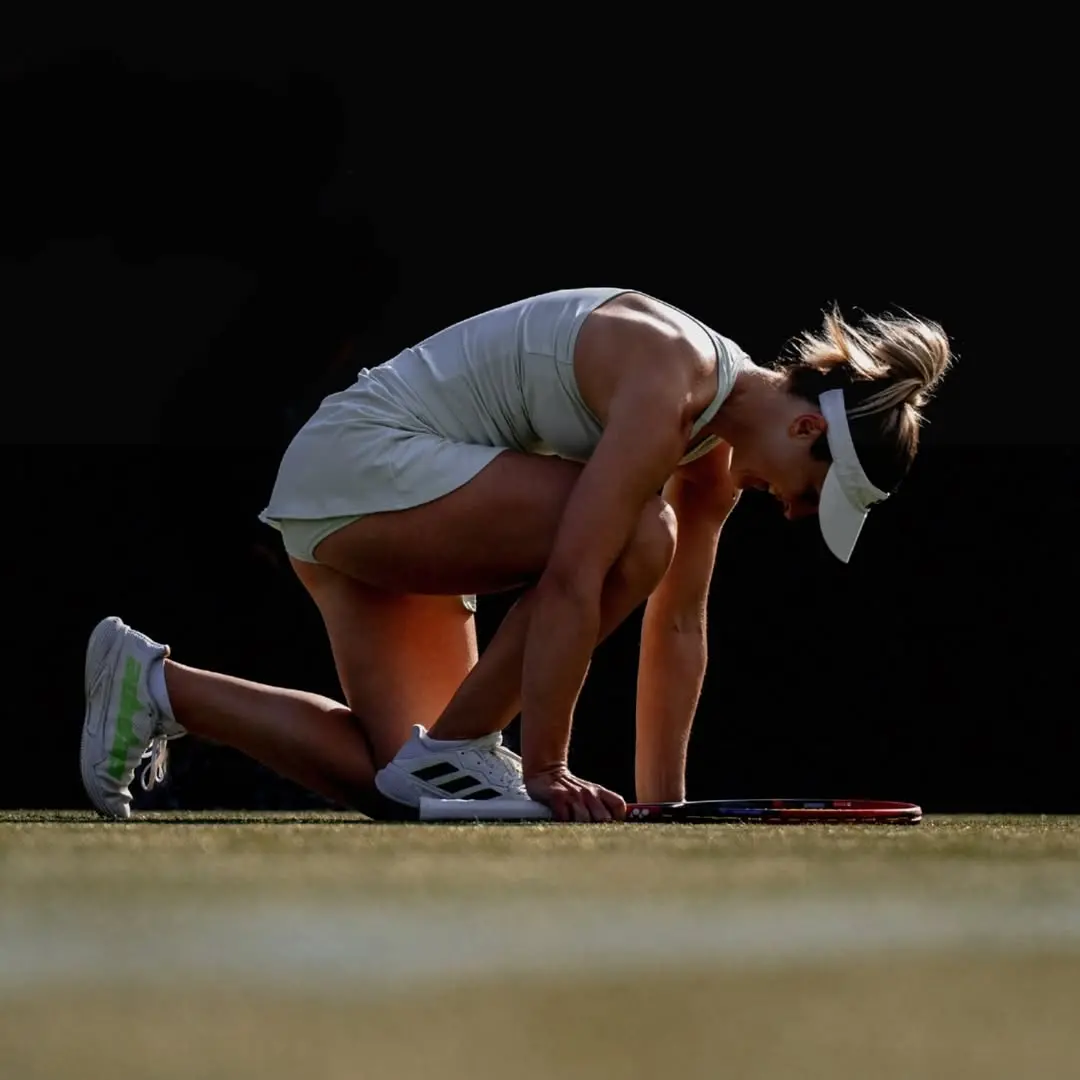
[626,798,922,824]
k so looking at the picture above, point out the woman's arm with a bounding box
[520,336,705,820]
[636,444,741,802]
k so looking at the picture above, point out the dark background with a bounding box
[2,33,1073,813]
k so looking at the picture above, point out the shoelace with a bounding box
[139,735,170,791]
[496,744,522,768]
[488,740,525,789]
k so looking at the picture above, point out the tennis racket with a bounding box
[418,796,922,824]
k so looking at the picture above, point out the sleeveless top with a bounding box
[329,288,746,465]
[261,289,749,524]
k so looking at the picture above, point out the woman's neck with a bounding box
[707,363,787,449]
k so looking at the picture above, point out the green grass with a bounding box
[3,812,1080,1079]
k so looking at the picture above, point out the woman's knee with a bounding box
[614,496,678,595]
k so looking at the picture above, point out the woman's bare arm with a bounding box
[519,327,707,819]
[636,444,741,801]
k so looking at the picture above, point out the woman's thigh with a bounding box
[291,557,480,766]
[312,451,584,595]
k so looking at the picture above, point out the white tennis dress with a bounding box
[260,288,749,565]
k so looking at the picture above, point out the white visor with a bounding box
[817,389,890,563]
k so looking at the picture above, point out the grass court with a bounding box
[3,811,1079,1078]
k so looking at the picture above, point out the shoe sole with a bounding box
[79,617,129,820]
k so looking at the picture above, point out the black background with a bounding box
[2,30,1073,813]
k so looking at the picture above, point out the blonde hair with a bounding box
[785,305,955,487]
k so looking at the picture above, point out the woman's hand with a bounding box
[525,766,627,822]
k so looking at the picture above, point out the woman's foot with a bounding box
[374,724,528,807]
[80,617,186,819]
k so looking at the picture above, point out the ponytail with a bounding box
[784,305,955,490]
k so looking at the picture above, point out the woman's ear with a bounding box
[788,412,828,442]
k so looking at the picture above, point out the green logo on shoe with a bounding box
[106,657,144,781]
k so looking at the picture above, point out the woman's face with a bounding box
[730,409,831,521]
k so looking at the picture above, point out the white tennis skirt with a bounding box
[261,386,511,617]
[259,421,507,580]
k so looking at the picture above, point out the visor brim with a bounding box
[818,464,870,564]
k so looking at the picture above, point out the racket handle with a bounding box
[418,796,554,821]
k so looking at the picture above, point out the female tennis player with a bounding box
[81,289,952,823]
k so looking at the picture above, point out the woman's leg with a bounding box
[161,664,380,813]
[160,571,482,811]
[309,450,676,756]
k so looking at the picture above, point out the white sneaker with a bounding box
[374,724,528,807]
[80,616,186,819]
